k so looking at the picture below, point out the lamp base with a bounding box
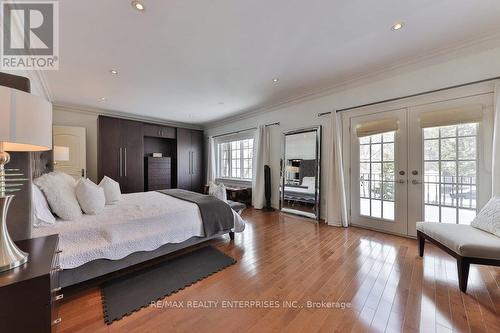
[0,195,28,272]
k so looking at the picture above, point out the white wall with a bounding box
[205,45,500,216]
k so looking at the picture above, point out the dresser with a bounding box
[0,235,62,333]
[145,156,172,191]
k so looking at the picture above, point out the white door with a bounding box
[350,108,408,235]
[407,93,494,236]
[53,126,86,179]
[348,93,493,237]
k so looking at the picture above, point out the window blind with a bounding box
[418,104,483,128]
[356,117,399,137]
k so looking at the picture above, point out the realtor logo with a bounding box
[1,1,59,70]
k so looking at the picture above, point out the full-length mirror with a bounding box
[280,126,321,220]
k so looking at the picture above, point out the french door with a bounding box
[350,109,408,235]
[349,93,493,237]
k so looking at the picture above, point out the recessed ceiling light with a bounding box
[391,22,404,31]
[110,69,118,75]
[218,102,224,105]
[99,97,106,101]
[131,1,145,11]
[272,78,279,83]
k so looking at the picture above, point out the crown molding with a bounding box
[53,102,204,130]
[203,32,500,129]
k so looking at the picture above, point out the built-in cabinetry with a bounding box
[143,123,176,139]
[98,116,144,193]
[98,115,204,193]
[177,128,204,192]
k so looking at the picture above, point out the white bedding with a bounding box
[284,186,315,194]
[33,191,246,269]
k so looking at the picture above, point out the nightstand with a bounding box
[0,235,62,333]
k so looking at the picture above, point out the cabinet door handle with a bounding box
[119,148,123,177]
[55,294,64,301]
[190,152,193,175]
[52,318,62,325]
[124,147,127,177]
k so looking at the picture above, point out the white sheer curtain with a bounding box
[326,111,349,227]
[252,125,269,209]
[492,81,500,196]
[206,136,216,184]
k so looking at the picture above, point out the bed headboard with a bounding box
[32,151,54,179]
[299,159,316,182]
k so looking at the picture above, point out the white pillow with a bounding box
[208,182,227,203]
[301,177,316,190]
[99,176,121,205]
[76,178,105,215]
[471,196,500,237]
[34,172,82,221]
[31,184,55,227]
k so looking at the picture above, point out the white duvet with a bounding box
[33,192,246,269]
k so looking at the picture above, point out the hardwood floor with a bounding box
[55,209,500,333]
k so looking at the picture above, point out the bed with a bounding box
[33,191,245,288]
[283,176,317,204]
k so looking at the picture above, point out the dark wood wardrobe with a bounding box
[177,128,204,192]
[98,116,144,193]
[98,115,204,194]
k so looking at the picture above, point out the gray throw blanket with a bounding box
[157,189,234,237]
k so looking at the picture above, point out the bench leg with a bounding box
[417,231,425,257]
[457,257,470,293]
[229,231,235,240]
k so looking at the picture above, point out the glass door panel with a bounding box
[350,109,408,235]
[422,124,478,224]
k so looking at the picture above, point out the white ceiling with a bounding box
[45,0,500,125]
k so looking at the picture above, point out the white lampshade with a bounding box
[53,146,70,161]
[0,85,52,152]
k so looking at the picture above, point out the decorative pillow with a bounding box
[301,177,316,190]
[33,172,82,221]
[76,178,105,215]
[209,182,227,203]
[99,176,121,205]
[31,184,55,227]
[471,196,500,237]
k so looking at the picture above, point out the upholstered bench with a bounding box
[417,222,500,292]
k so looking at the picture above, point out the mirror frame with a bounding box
[279,126,322,221]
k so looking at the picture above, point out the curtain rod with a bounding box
[317,76,500,117]
[212,122,280,138]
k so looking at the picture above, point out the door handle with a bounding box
[397,179,406,184]
[119,148,123,177]
[189,152,192,175]
[124,147,127,177]
[411,179,421,185]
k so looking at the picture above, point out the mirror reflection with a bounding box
[280,127,321,220]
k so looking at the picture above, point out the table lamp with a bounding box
[53,145,69,164]
[0,85,52,272]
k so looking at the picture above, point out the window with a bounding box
[423,123,478,224]
[359,131,395,221]
[217,138,254,180]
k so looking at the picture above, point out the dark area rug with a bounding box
[101,246,236,324]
